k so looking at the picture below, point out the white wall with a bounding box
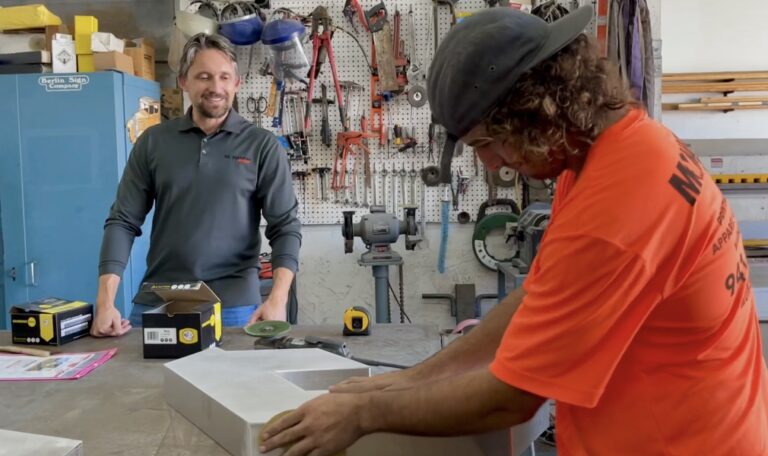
[660,0,768,139]
[293,224,500,326]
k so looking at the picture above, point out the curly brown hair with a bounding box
[484,34,634,159]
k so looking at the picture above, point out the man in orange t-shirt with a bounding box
[259,7,768,456]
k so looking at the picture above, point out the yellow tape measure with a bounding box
[343,306,371,336]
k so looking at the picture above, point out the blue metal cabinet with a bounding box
[0,72,159,328]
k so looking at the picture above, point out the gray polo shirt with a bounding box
[99,109,301,307]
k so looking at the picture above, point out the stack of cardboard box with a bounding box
[74,15,97,72]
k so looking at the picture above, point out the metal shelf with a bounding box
[717,183,768,192]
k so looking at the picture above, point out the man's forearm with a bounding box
[408,287,526,380]
[97,274,121,308]
[265,267,294,306]
[361,367,543,436]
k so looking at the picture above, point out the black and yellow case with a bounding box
[138,281,223,359]
[10,298,93,346]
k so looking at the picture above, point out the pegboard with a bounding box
[185,0,594,225]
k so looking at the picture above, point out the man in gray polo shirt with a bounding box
[91,33,301,337]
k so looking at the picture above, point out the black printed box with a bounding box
[137,281,223,359]
[10,298,93,346]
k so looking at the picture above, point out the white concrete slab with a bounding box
[164,347,549,456]
[0,429,82,456]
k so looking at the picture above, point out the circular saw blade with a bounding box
[491,166,517,187]
[407,85,428,107]
[244,320,291,338]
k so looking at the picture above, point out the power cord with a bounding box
[350,355,410,370]
[387,279,412,323]
[335,25,375,74]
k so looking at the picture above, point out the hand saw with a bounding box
[366,3,399,92]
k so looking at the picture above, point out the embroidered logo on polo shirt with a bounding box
[224,154,252,165]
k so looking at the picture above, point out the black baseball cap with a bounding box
[428,5,594,139]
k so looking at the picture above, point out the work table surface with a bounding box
[0,325,441,456]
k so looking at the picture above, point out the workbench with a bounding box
[0,325,545,456]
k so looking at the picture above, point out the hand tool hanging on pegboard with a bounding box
[408,163,418,206]
[398,164,407,211]
[366,3,399,92]
[343,0,390,147]
[262,14,309,129]
[292,170,309,216]
[304,6,349,134]
[360,115,371,208]
[425,0,461,188]
[246,92,268,127]
[312,166,330,202]
[343,0,368,33]
[311,83,334,147]
[438,185,451,273]
[433,0,460,54]
[333,81,374,205]
[333,130,377,200]
[406,5,427,108]
[282,92,310,163]
[391,7,410,91]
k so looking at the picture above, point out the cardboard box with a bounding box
[0,50,50,64]
[74,15,98,55]
[0,24,59,54]
[127,96,161,143]
[0,63,51,74]
[125,39,155,80]
[10,298,93,346]
[161,88,183,119]
[77,53,94,72]
[138,281,222,359]
[91,31,124,53]
[52,33,76,73]
[93,50,133,74]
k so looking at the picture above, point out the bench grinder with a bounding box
[342,206,421,323]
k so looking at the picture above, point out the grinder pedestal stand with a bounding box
[343,206,420,323]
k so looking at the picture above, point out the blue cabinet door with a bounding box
[0,75,28,328]
[17,72,126,312]
[0,72,159,328]
[118,75,159,318]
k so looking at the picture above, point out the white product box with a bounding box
[51,33,76,73]
[91,32,124,53]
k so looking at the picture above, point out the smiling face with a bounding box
[461,124,569,180]
[178,49,240,120]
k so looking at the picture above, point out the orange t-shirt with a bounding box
[490,109,768,455]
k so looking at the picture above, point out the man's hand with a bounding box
[247,295,287,325]
[330,369,424,394]
[259,393,368,456]
[91,305,131,337]
[247,267,294,325]
[91,274,131,337]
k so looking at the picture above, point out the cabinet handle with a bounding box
[8,267,16,282]
[27,261,38,287]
